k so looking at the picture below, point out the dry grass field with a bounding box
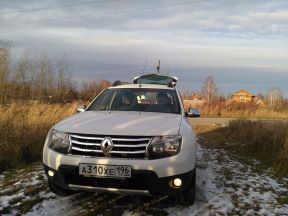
[226,120,288,176]
[0,102,78,172]
[197,119,288,177]
[185,102,288,119]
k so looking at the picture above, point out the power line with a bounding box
[1,0,110,15]
[0,0,212,28]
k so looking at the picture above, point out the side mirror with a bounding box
[187,108,200,118]
[76,104,87,113]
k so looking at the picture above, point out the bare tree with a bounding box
[267,88,284,106]
[55,54,72,102]
[35,53,53,100]
[201,75,218,102]
[0,40,10,104]
[4,48,74,103]
[12,50,33,100]
[0,41,75,103]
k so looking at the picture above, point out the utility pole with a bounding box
[157,60,160,74]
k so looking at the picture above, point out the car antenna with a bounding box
[142,58,147,75]
[157,60,160,74]
[139,59,147,87]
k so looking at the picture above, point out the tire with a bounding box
[177,168,196,206]
[48,180,75,196]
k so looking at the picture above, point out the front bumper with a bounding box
[44,164,195,196]
[43,146,196,178]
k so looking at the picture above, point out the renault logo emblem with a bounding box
[100,137,113,156]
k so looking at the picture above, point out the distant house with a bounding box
[183,94,206,110]
[232,90,255,103]
[226,90,265,105]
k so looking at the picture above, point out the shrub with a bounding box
[0,102,77,172]
[226,120,288,176]
[184,101,288,119]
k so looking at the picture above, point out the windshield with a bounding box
[87,88,181,114]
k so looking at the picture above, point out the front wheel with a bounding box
[176,168,196,205]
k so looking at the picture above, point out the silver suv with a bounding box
[43,76,198,205]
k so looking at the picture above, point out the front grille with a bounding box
[69,134,151,159]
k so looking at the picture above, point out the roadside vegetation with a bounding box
[0,102,77,172]
[183,75,288,119]
[0,39,110,173]
[196,120,288,177]
[0,40,111,105]
[199,102,288,119]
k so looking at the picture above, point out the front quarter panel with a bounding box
[179,116,197,170]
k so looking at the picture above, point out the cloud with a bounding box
[0,0,288,96]
[2,0,287,37]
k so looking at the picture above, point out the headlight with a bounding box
[148,135,182,159]
[48,129,70,154]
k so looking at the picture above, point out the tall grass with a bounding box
[0,102,77,172]
[185,102,288,119]
[226,120,288,176]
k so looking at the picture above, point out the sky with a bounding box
[1,0,288,96]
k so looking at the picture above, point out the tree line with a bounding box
[1,39,286,107]
[182,75,288,109]
[0,40,111,104]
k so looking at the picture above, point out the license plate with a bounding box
[79,164,131,178]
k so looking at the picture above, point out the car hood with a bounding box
[54,111,182,136]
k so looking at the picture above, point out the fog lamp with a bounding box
[173,178,182,187]
[48,170,55,177]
